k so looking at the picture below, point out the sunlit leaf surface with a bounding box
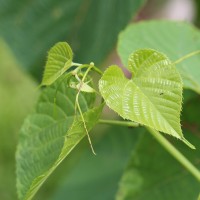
[41,42,73,86]
[99,49,192,145]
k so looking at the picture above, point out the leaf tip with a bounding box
[182,137,196,149]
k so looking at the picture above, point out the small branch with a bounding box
[72,62,82,67]
[173,50,200,65]
[146,127,200,182]
[98,119,139,127]
[92,66,103,75]
[72,62,103,75]
[99,119,200,181]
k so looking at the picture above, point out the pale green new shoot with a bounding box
[72,62,97,155]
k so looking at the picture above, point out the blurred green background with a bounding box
[0,0,200,199]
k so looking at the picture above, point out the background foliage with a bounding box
[0,0,145,79]
[0,0,200,200]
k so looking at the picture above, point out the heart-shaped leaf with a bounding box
[41,42,73,86]
[99,49,193,148]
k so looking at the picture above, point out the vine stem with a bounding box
[146,127,200,182]
[173,50,200,65]
[98,119,200,182]
[99,119,139,127]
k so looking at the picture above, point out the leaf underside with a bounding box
[99,49,193,148]
[41,42,73,86]
[16,77,103,200]
[118,20,200,94]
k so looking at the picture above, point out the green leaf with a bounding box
[118,20,200,94]
[16,77,103,200]
[99,49,192,146]
[116,131,200,200]
[0,0,146,79]
[41,42,73,86]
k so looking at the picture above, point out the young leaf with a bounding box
[99,49,193,147]
[41,42,73,86]
[16,77,103,200]
[69,81,96,93]
[118,21,200,94]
